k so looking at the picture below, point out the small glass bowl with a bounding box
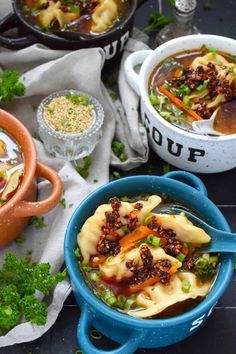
[37,90,104,160]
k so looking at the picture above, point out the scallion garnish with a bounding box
[147,234,161,247]
[149,94,159,106]
[181,279,191,293]
[90,329,102,340]
[195,257,208,268]
[144,214,153,225]
[176,252,186,262]
[90,272,100,282]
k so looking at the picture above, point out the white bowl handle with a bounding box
[124,50,153,95]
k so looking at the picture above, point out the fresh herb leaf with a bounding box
[14,236,25,244]
[29,216,46,230]
[144,12,170,33]
[0,70,25,103]
[59,197,66,208]
[203,2,212,10]
[70,5,80,14]
[112,171,122,179]
[163,164,170,174]
[65,93,89,106]
[112,140,127,162]
[0,253,66,334]
[109,91,118,101]
[76,156,91,179]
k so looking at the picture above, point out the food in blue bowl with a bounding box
[64,171,234,354]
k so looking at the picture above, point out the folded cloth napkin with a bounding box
[0,3,150,347]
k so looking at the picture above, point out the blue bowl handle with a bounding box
[78,303,145,354]
[164,171,208,197]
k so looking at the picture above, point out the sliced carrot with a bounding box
[128,266,177,293]
[191,243,202,248]
[159,86,204,121]
[89,255,107,268]
[182,246,189,256]
[174,67,182,78]
[120,225,158,253]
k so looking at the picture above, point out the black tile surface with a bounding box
[1,0,236,353]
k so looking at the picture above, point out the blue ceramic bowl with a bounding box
[64,171,234,354]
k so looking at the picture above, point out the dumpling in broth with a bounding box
[155,212,211,243]
[100,244,182,281]
[129,272,211,318]
[91,0,118,33]
[78,195,162,264]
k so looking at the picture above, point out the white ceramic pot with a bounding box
[124,34,236,173]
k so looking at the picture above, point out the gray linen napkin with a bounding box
[0,1,149,347]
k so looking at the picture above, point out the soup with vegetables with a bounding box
[23,0,132,35]
[0,130,24,207]
[76,195,219,319]
[148,46,236,135]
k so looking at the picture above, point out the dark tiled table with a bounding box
[1,0,236,353]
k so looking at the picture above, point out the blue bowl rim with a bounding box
[64,175,234,328]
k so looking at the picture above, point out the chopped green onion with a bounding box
[144,214,153,225]
[79,264,92,272]
[90,329,102,340]
[120,196,130,202]
[162,83,170,90]
[176,252,186,262]
[74,248,81,259]
[183,95,190,104]
[106,296,117,305]
[159,95,168,104]
[90,272,100,282]
[196,80,208,92]
[147,234,161,246]
[209,255,219,264]
[163,164,170,174]
[112,171,121,179]
[181,279,191,293]
[121,225,130,234]
[119,153,128,162]
[106,256,114,262]
[195,257,208,268]
[149,94,159,106]
[160,111,172,118]
[125,298,136,309]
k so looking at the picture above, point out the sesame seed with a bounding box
[44,96,94,134]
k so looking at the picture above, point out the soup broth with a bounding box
[148,47,236,135]
[76,194,219,319]
[0,130,24,207]
[23,0,132,35]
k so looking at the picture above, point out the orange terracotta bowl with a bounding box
[0,109,63,247]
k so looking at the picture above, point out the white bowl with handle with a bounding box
[124,34,236,173]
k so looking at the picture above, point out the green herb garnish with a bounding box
[112,171,122,179]
[59,197,66,208]
[181,279,191,293]
[0,253,67,334]
[29,216,46,230]
[112,140,127,162]
[0,70,25,103]
[70,5,80,14]
[203,2,212,10]
[76,156,91,179]
[144,12,170,33]
[65,93,89,106]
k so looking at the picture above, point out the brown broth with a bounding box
[78,194,219,319]
[23,0,132,35]
[0,129,24,206]
[148,49,236,134]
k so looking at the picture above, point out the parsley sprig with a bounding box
[0,70,25,103]
[0,253,67,335]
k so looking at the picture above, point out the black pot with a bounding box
[0,0,138,68]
